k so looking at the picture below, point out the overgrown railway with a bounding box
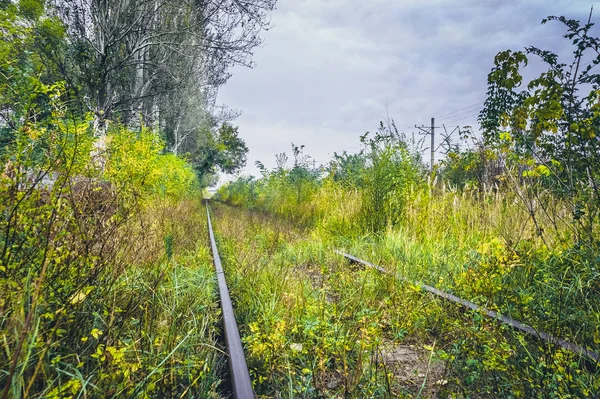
[335,250,600,364]
[205,204,598,398]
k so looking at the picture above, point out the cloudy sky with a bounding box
[217,0,596,181]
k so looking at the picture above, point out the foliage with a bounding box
[216,126,424,233]
[358,122,425,232]
[479,12,600,245]
[211,204,439,398]
[105,126,197,204]
[0,78,223,397]
[328,150,367,187]
[217,143,323,226]
[191,122,249,179]
[0,0,264,397]
[0,1,66,151]
[51,0,276,128]
[215,65,599,396]
[0,1,260,187]
[2,3,600,398]
[439,143,505,191]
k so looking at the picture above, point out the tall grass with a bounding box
[0,110,224,398]
[212,203,450,398]
[214,126,600,397]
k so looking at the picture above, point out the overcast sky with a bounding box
[216,0,596,181]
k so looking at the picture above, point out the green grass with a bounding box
[212,203,467,398]
[0,195,226,398]
[210,186,600,398]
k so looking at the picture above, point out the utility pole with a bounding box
[416,118,439,169]
[430,117,435,169]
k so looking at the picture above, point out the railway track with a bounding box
[206,204,255,399]
[335,250,600,364]
[204,202,597,398]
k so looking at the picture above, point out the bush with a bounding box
[0,90,222,398]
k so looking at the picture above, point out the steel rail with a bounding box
[207,205,255,399]
[334,249,599,364]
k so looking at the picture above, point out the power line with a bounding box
[434,101,483,120]
[395,101,483,133]
[397,120,428,132]
[437,108,482,125]
[398,111,481,136]
[442,113,480,126]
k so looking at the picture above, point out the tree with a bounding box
[328,151,367,187]
[191,122,248,181]
[479,10,600,243]
[50,0,276,138]
[0,0,67,151]
[2,0,268,186]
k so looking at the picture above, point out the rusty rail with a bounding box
[335,249,599,364]
[207,205,255,399]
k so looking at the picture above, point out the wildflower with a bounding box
[290,343,303,352]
